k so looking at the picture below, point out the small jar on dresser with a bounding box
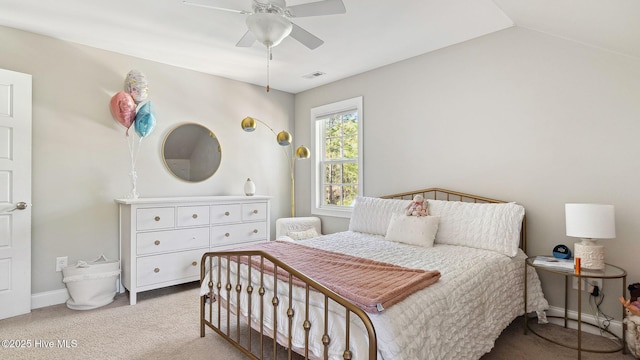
[115,196,271,305]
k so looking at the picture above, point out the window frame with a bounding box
[310,96,363,218]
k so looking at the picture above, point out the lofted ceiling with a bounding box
[0,0,638,94]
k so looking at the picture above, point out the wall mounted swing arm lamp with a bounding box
[241,116,310,217]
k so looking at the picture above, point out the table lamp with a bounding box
[565,203,616,270]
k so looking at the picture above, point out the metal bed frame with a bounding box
[199,188,525,360]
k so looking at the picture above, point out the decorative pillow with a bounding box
[275,217,321,239]
[385,214,439,248]
[287,228,319,241]
[348,197,412,236]
[427,200,525,257]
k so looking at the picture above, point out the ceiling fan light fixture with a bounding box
[246,13,292,48]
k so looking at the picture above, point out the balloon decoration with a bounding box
[124,69,149,104]
[108,69,157,199]
[109,91,136,131]
[134,102,156,139]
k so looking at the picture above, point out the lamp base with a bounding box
[574,239,604,270]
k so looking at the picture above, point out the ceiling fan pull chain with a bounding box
[266,45,271,92]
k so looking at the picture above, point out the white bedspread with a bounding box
[200,230,548,360]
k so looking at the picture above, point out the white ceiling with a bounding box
[0,0,638,94]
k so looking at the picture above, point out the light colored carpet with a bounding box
[0,282,635,360]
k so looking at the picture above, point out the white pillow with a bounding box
[276,217,321,238]
[427,200,524,257]
[385,214,439,248]
[348,197,412,236]
[287,228,319,241]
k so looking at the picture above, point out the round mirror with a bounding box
[162,123,221,182]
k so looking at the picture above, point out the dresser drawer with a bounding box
[177,206,210,227]
[242,202,267,221]
[210,204,242,224]
[137,207,175,231]
[136,249,205,287]
[137,227,210,255]
[211,221,267,247]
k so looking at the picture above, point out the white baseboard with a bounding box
[546,305,623,338]
[31,288,69,309]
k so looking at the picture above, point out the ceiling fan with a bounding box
[182,0,346,50]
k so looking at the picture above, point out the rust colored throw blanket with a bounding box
[238,241,441,313]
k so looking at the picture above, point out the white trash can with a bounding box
[62,255,120,310]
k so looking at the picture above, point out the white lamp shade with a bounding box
[565,203,616,239]
[246,13,292,48]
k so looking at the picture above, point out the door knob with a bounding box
[8,202,28,212]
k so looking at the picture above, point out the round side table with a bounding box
[524,256,627,359]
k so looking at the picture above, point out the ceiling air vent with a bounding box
[302,71,326,79]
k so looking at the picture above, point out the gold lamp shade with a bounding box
[241,117,257,132]
[276,130,292,146]
[295,145,310,159]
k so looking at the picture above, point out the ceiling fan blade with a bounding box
[236,30,257,47]
[290,23,324,50]
[182,0,251,14]
[287,0,346,18]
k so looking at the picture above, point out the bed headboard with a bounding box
[381,188,527,252]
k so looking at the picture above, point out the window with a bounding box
[311,96,363,218]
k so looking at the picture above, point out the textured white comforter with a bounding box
[200,231,549,360]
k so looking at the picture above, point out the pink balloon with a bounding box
[109,91,136,130]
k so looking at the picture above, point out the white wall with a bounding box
[295,27,640,319]
[3,22,639,319]
[0,25,295,295]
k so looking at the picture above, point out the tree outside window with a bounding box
[322,112,358,207]
[311,96,363,218]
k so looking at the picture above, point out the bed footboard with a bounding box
[200,250,377,360]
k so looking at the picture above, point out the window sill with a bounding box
[311,206,352,219]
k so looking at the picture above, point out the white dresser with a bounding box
[116,196,271,305]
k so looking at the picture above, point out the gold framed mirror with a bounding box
[162,123,221,182]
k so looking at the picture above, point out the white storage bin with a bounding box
[62,255,120,310]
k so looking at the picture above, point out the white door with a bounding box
[0,69,32,319]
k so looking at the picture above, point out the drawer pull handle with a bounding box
[192,214,198,219]
[253,229,258,234]
[154,268,160,273]
[224,211,230,216]
[154,240,160,246]
[225,233,230,237]
[253,209,259,214]
[192,261,197,266]
[154,216,161,221]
